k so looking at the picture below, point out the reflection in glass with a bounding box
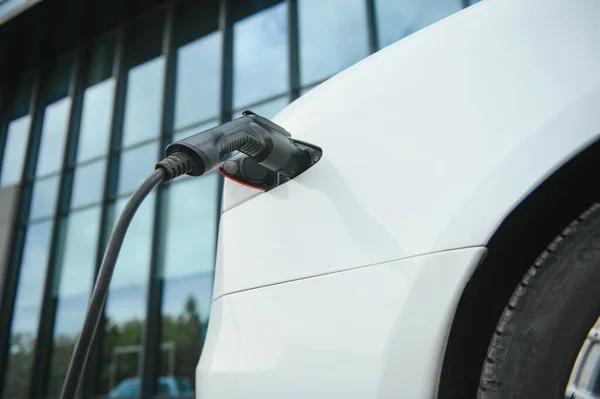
[77,79,115,162]
[163,274,214,327]
[233,3,288,108]
[0,116,31,187]
[112,193,154,289]
[121,10,165,148]
[164,174,219,277]
[36,97,71,176]
[160,175,219,392]
[95,193,155,397]
[239,96,288,119]
[173,0,219,130]
[3,221,53,398]
[29,175,60,220]
[299,0,369,85]
[47,207,100,397]
[71,159,107,209]
[159,273,214,391]
[175,30,221,129]
[117,142,159,196]
[121,58,165,147]
[376,0,462,49]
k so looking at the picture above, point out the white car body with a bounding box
[197,0,600,397]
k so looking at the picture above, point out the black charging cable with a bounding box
[58,168,166,398]
[58,112,318,399]
[58,156,194,399]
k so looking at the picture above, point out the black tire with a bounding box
[478,203,600,399]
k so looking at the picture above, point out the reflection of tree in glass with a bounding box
[48,336,78,397]
[99,318,144,394]
[4,332,36,398]
[160,295,204,390]
[41,295,205,397]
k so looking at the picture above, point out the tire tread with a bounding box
[477,203,600,397]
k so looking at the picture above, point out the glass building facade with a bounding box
[0,0,481,397]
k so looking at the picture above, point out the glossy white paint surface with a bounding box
[201,0,600,397]
[198,248,486,398]
[214,0,600,299]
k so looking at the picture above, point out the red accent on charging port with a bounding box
[217,165,266,191]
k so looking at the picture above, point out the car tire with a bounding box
[477,203,600,399]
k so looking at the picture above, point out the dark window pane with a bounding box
[127,10,164,69]
[9,69,36,120]
[174,0,221,129]
[87,32,116,87]
[0,69,35,187]
[233,3,288,108]
[36,53,73,176]
[117,141,159,196]
[71,159,107,209]
[29,175,60,220]
[376,0,462,49]
[47,207,100,397]
[44,52,73,105]
[299,0,369,85]
[3,221,53,398]
[160,175,219,392]
[76,35,116,162]
[36,97,71,176]
[174,0,219,45]
[96,193,155,397]
[238,96,288,119]
[77,80,116,162]
[1,115,31,187]
[122,11,165,147]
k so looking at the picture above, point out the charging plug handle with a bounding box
[165,111,309,178]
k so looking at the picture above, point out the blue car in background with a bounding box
[108,377,194,398]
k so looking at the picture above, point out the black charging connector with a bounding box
[159,110,314,180]
[59,111,321,399]
[217,137,323,191]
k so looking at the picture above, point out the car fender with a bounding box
[213,0,600,299]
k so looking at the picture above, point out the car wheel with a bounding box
[478,203,600,399]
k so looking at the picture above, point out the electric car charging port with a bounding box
[216,119,323,191]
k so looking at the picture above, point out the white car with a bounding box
[196,0,600,397]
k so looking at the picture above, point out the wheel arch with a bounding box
[437,136,600,399]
